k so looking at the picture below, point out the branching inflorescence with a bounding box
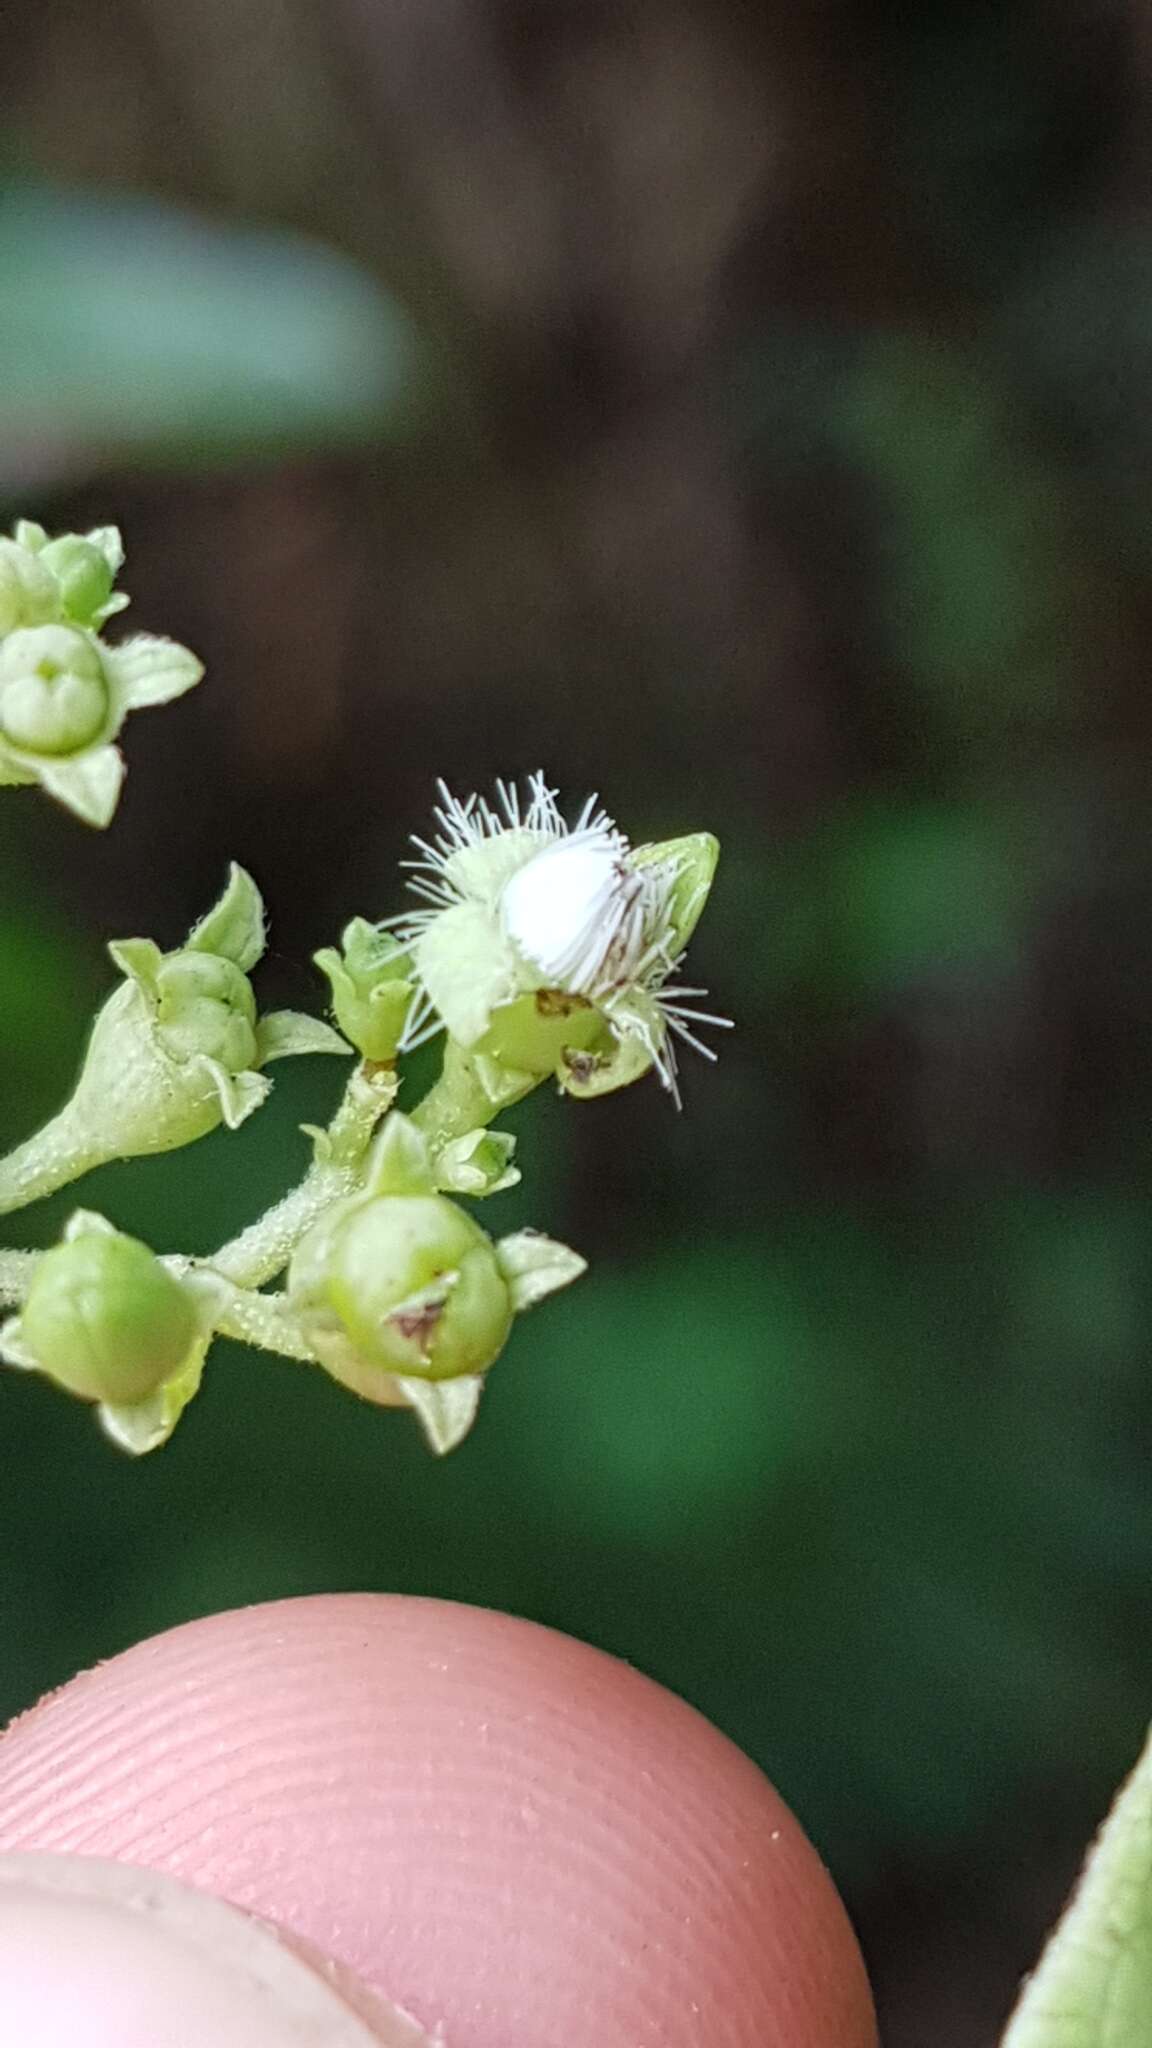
[0,520,726,1456]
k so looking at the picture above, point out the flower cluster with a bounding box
[0,520,203,825]
[0,730,726,1458]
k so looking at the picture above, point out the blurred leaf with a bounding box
[0,181,416,483]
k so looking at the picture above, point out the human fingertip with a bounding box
[0,1595,876,2048]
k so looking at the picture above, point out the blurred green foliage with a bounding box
[0,180,415,480]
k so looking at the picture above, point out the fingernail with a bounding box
[0,1852,433,2046]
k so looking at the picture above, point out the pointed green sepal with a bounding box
[632,830,719,955]
[435,1128,520,1196]
[62,1206,118,1240]
[496,1230,587,1313]
[36,745,124,827]
[255,1011,350,1063]
[99,1336,209,1455]
[107,634,203,710]
[0,1324,36,1369]
[365,1113,435,1196]
[185,863,266,970]
[195,1057,270,1131]
[394,1373,484,1454]
[107,937,164,996]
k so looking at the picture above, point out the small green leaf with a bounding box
[36,745,124,827]
[395,1373,483,1454]
[186,863,265,969]
[255,1010,350,1063]
[108,634,204,710]
[1002,1725,1152,2048]
[496,1230,587,1313]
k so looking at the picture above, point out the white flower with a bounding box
[386,773,729,1102]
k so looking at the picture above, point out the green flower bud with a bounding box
[0,867,347,1216]
[0,524,199,826]
[154,952,259,1071]
[38,535,116,627]
[0,538,59,637]
[291,1192,514,1392]
[3,1213,199,1405]
[313,920,413,1063]
[0,625,110,757]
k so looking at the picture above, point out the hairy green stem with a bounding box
[0,1044,544,1350]
[409,1039,537,1152]
[202,1277,319,1362]
[0,1249,38,1307]
[208,1062,397,1287]
[0,1108,102,1220]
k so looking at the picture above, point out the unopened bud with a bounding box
[37,536,116,628]
[3,1214,199,1405]
[291,1192,514,1394]
[0,539,59,638]
[0,626,110,758]
[154,952,259,1071]
[313,920,412,1063]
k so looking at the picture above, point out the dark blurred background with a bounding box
[2,2,1152,2040]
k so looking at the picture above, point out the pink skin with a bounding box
[0,1595,877,2046]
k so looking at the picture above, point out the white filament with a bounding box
[385,772,730,1091]
[498,832,645,995]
